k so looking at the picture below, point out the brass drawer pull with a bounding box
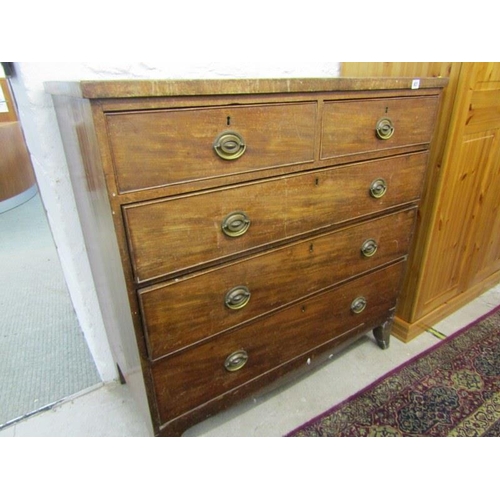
[225,286,251,310]
[214,131,246,160]
[375,117,395,140]
[221,211,251,237]
[361,239,378,258]
[351,296,367,314]
[370,178,387,199]
[224,349,249,372]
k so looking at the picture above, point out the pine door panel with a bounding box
[416,63,500,316]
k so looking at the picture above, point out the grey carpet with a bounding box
[0,193,100,426]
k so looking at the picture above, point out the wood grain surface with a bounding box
[123,152,427,283]
[140,209,416,360]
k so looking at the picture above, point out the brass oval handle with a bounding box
[221,211,251,237]
[225,286,251,310]
[224,349,249,372]
[214,131,246,160]
[361,239,378,258]
[351,296,367,314]
[370,178,387,199]
[376,117,395,140]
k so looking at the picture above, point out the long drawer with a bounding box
[123,152,427,283]
[106,102,317,193]
[321,96,439,160]
[139,208,416,360]
[151,261,405,425]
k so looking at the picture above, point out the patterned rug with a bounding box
[287,305,500,437]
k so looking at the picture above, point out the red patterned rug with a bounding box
[287,305,500,437]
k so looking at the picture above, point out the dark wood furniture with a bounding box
[46,77,446,436]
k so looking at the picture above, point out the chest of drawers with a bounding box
[46,77,446,436]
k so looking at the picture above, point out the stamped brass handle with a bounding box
[221,211,251,237]
[225,286,251,310]
[370,178,387,199]
[224,349,249,372]
[361,239,378,258]
[214,131,246,160]
[351,296,367,314]
[376,117,395,140]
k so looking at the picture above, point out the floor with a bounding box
[0,193,100,427]
[2,282,499,437]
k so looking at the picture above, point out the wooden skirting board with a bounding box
[393,268,500,342]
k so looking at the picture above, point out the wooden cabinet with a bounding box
[46,77,445,436]
[0,78,37,212]
[342,63,500,341]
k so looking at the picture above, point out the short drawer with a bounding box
[106,102,316,193]
[139,208,416,360]
[123,152,427,283]
[151,261,404,425]
[321,96,439,160]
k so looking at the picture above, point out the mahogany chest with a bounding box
[46,77,446,436]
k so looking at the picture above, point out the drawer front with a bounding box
[151,261,404,425]
[139,209,416,360]
[124,152,427,283]
[321,96,439,160]
[106,102,316,193]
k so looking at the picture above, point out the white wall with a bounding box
[9,62,341,383]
